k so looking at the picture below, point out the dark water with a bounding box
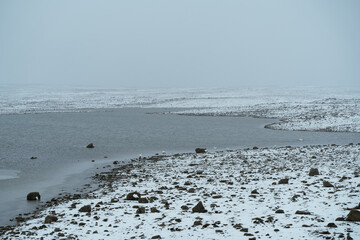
[0,108,359,226]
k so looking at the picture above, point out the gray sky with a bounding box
[0,0,359,89]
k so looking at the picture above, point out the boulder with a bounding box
[86,143,94,148]
[192,201,207,213]
[346,209,360,221]
[79,205,91,213]
[323,181,334,187]
[278,179,289,184]
[27,192,41,201]
[44,215,58,224]
[126,192,141,200]
[309,168,320,176]
[136,207,146,214]
[195,148,206,153]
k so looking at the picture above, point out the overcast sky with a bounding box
[0,0,359,89]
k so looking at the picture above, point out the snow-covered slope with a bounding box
[2,144,360,239]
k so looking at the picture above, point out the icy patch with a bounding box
[0,169,20,180]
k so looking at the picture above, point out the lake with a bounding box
[0,108,359,226]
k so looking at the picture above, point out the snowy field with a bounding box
[2,144,360,239]
[1,86,359,133]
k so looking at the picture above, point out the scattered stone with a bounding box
[195,148,206,153]
[138,198,149,203]
[126,192,141,200]
[44,215,58,224]
[309,168,320,176]
[136,207,146,214]
[27,192,41,201]
[193,221,202,226]
[251,189,259,194]
[192,201,207,213]
[151,235,161,239]
[346,209,360,221]
[278,178,289,184]
[86,143,94,148]
[323,181,334,187]
[150,207,160,213]
[295,210,311,215]
[327,223,337,228]
[275,209,284,214]
[79,205,91,213]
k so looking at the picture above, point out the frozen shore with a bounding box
[1,86,359,133]
[2,143,360,239]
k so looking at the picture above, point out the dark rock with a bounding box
[126,192,141,200]
[253,146,258,150]
[195,148,206,153]
[295,210,311,215]
[181,205,189,211]
[151,235,161,239]
[233,224,242,229]
[192,201,207,213]
[150,207,160,213]
[309,168,320,176]
[346,209,360,221]
[30,156,37,159]
[27,192,41,201]
[86,143,94,148]
[136,207,146,214]
[138,198,149,203]
[278,179,289,184]
[251,189,259,194]
[188,188,195,193]
[323,181,334,187]
[79,205,91,213]
[44,215,58,224]
[193,220,202,226]
[327,222,337,228]
[275,209,284,214]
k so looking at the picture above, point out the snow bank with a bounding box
[2,143,360,239]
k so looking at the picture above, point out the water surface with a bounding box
[0,108,359,226]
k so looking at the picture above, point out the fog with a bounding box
[0,0,359,89]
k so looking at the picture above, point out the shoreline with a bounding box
[1,143,360,239]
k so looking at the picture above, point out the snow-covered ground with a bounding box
[1,86,359,132]
[2,144,360,239]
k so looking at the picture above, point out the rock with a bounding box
[327,222,337,228]
[79,205,91,213]
[138,198,149,203]
[188,188,195,193]
[30,156,37,160]
[278,179,289,184]
[181,205,189,211]
[251,189,259,194]
[275,209,284,214]
[323,181,334,187]
[126,192,141,200]
[253,146,258,150]
[195,148,206,153]
[193,221,202,226]
[192,201,207,213]
[27,192,41,201]
[346,209,360,221]
[151,235,161,239]
[136,207,146,214]
[44,215,58,224]
[150,207,160,213]
[295,210,311,215]
[86,143,94,148]
[309,168,320,176]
